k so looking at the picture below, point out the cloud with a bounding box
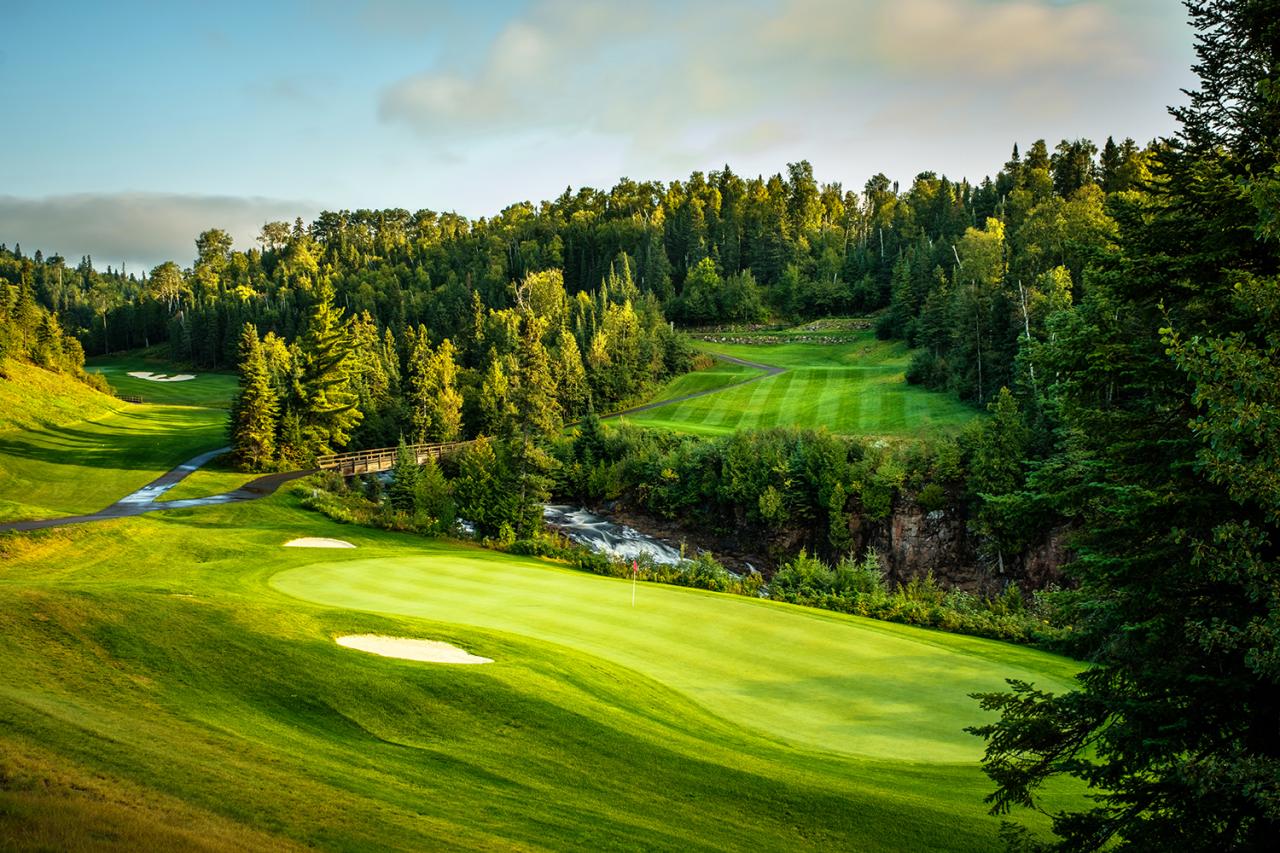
[377,0,1182,179]
[763,0,1140,77]
[0,193,317,271]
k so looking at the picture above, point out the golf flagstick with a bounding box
[631,559,638,607]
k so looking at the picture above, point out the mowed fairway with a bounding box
[0,358,232,521]
[624,331,978,438]
[273,550,1077,762]
[86,355,240,408]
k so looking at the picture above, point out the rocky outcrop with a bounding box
[866,501,1069,595]
[869,505,978,588]
[588,493,1070,594]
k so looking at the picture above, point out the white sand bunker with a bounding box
[336,635,493,665]
[128,371,197,382]
[284,537,356,548]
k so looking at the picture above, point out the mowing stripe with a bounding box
[626,337,979,439]
[814,369,843,430]
[837,375,861,433]
[742,371,778,427]
[755,371,794,430]
[882,386,908,434]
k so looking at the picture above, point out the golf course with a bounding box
[620,329,979,438]
[0,355,1082,850]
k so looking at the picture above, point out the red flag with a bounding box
[632,559,638,575]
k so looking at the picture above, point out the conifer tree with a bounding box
[505,312,561,538]
[387,436,420,513]
[230,323,279,470]
[971,3,1280,846]
[407,328,463,443]
[550,327,591,418]
[511,313,562,441]
[414,454,454,532]
[405,325,433,443]
[293,283,361,458]
[477,347,517,437]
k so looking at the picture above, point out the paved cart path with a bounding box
[0,447,313,532]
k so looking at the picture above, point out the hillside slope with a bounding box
[0,358,122,434]
[0,359,228,521]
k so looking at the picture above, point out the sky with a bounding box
[0,0,1198,271]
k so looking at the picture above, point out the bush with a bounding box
[767,550,1060,645]
[916,482,948,513]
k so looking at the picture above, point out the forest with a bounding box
[1,133,1146,468]
[1,0,1277,846]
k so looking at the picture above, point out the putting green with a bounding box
[272,545,1077,762]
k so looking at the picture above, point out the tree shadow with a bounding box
[0,409,223,473]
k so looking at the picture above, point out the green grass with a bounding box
[626,331,978,439]
[86,354,239,408]
[0,495,1081,851]
[0,360,231,521]
[637,359,762,405]
[272,547,1077,762]
[157,453,256,503]
[0,359,121,434]
[0,357,1080,849]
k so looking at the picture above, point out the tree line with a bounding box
[3,130,1144,383]
[0,254,104,390]
[963,1,1280,847]
[226,259,689,468]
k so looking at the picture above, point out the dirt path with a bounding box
[599,353,784,421]
[0,449,313,532]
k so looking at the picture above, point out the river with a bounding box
[542,504,685,566]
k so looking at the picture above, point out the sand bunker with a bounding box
[284,537,356,548]
[128,371,197,382]
[336,635,493,665]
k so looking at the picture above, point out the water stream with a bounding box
[542,504,685,566]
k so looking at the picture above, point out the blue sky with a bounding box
[0,0,1197,270]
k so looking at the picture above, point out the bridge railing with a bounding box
[316,440,472,476]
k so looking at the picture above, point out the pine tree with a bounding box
[550,327,591,418]
[408,329,464,444]
[414,454,454,532]
[971,3,1280,846]
[477,348,517,438]
[450,437,522,540]
[499,312,562,538]
[230,323,279,471]
[512,313,562,441]
[387,436,420,513]
[293,283,361,458]
[405,325,434,443]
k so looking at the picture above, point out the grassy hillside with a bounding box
[0,358,121,434]
[637,358,763,405]
[0,378,1084,849]
[0,493,1080,851]
[0,357,231,521]
[624,330,978,438]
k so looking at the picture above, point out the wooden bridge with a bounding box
[316,440,472,477]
